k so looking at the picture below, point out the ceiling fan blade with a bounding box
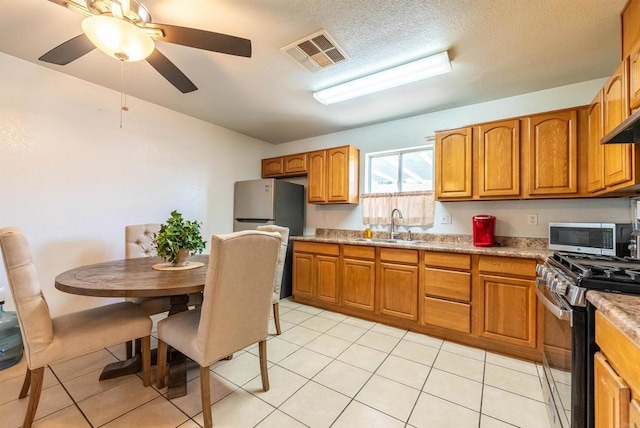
[39,34,96,65]
[147,23,252,58]
[146,48,198,93]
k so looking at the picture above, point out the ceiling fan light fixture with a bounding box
[82,15,155,62]
[313,51,452,105]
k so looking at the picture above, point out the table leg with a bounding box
[166,294,190,399]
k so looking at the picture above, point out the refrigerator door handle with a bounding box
[235,218,272,223]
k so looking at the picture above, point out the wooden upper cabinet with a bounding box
[603,61,632,187]
[307,150,327,203]
[594,352,630,428]
[283,153,307,175]
[587,90,605,193]
[476,119,520,197]
[261,153,307,178]
[622,0,640,59]
[327,146,360,203]
[262,157,284,177]
[307,145,359,204]
[435,127,472,200]
[524,110,578,196]
[629,38,640,112]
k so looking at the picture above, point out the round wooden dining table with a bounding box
[55,254,209,398]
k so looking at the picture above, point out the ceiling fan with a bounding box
[40,0,252,93]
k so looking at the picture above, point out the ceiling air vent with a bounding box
[282,30,348,73]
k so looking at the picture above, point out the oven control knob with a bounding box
[555,278,568,295]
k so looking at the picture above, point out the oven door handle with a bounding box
[535,282,572,322]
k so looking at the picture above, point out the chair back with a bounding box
[125,224,160,258]
[256,225,290,303]
[196,230,281,363]
[0,227,54,367]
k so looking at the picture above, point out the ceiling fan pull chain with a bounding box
[119,59,129,128]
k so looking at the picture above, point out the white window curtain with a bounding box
[361,191,435,226]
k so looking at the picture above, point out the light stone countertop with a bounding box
[587,291,640,348]
[291,235,551,260]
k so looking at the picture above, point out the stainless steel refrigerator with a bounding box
[233,178,305,298]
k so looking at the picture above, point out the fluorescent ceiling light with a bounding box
[313,51,451,105]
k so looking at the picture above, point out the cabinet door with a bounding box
[630,38,640,111]
[327,147,350,202]
[342,258,376,311]
[326,146,359,203]
[587,91,605,192]
[629,400,640,428]
[476,119,520,197]
[316,255,339,304]
[435,127,472,199]
[378,262,419,321]
[293,253,314,299]
[307,150,327,203]
[603,61,632,187]
[478,274,537,348]
[594,352,630,428]
[284,153,307,175]
[630,400,640,428]
[525,110,578,195]
[262,157,284,177]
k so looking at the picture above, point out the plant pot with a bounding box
[174,248,190,267]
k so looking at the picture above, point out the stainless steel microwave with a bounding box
[548,222,632,256]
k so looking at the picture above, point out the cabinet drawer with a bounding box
[284,153,307,175]
[423,297,470,333]
[424,268,471,302]
[293,241,339,256]
[478,256,536,277]
[343,245,375,259]
[424,251,471,270]
[380,248,418,264]
[596,311,640,396]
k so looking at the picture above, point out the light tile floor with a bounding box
[0,298,552,428]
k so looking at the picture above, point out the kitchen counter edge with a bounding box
[290,236,550,259]
[587,291,640,348]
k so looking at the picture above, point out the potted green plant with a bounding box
[155,210,206,266]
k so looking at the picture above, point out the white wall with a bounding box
[275,79,633,236]
[0,53,271,315]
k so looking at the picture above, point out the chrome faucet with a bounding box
[390,208,403,240]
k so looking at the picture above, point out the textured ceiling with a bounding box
[0,0,627,144]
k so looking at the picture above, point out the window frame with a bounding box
[365,138,435,194]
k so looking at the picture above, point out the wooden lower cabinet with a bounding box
[293,252,313,299]
[477,274,537,348]
[422,252,472,333]
[423,297,470,333]
[476,256,538,348]
[293,243,543,361]
[594,352,630,428]
[342,245,376,312]
[595,310,640,428]
[378,262,419,321]
[316,256,339,304]
[292,242,339,304]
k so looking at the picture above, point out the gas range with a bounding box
[538,252,640,307]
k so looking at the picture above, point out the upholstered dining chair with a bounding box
[156,230,281,428]
[256,225,290,335]
[0,227,152,428]
[124,223,203,358]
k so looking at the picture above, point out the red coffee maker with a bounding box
[472,215,496,247]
